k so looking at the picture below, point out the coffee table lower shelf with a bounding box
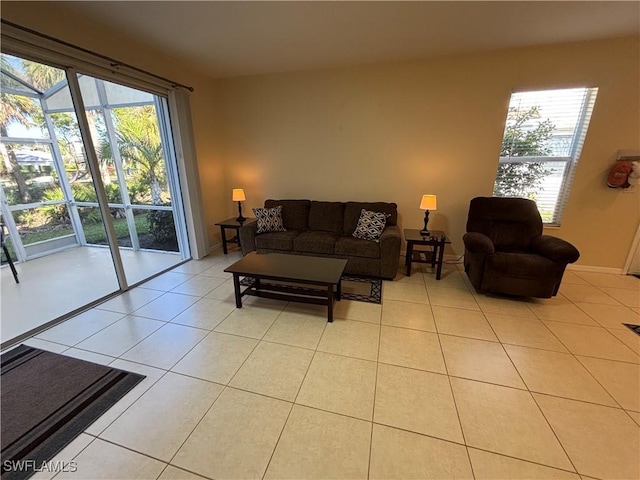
[232,275,341,322]
[233,274,342,322]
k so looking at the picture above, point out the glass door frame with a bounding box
[66,67,128,288]
[1,54,192,290]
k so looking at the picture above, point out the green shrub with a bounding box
[147,207,176,244]
[71,183,98,202]
[41,188,69,223]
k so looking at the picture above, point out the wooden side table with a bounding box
[404,229,451,279]
[215,217,256,254]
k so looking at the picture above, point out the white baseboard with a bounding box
[565,264,624,275]
[437,252,625,275]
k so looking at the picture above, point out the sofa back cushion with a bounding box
[265,199,310,231]
[343,202,397,234]
[308,201,345,234]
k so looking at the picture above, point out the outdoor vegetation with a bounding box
[493,105,554,199]
[0,54,178,261]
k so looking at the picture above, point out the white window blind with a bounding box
[493,87,598,225]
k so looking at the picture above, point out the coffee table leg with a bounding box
[336,279,342,301]
[327,286,334,323]
[232,273,242,308]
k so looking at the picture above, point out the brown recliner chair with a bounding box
[463,197,579,298]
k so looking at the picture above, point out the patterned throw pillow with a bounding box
[253,205,286,233]
[353,209,388,242]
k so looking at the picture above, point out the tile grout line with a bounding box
[527,391,581,475]
[495,333,582,474]
[260,305,329,479]
[366,299,383,480]
[162,383,230,479]
[430,286,478,480]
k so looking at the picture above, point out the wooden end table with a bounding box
[404,229,451,280]
[215,217,256,254]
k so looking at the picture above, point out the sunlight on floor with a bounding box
[0,246,182,345]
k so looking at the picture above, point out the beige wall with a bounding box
[1,1,227,249]
[218,36,640,268]
[3,2,639,268]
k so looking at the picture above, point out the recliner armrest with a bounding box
[463,232,495,255]
[238,222,258,256]
[531,235,580,264]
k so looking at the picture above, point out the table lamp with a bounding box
[232,188,246,222]
[419,194,437,235]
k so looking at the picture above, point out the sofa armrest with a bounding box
[531,235,580,264]
[238,222,258,256]
[463,232,495,255]
[379,225,402,279]
[380,224,401,244]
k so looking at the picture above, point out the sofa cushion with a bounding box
[265,199,310,231]
[293,231,339,255]
[308,201,345,234]
[353,209,388,242]
[335,236,380,259]
[255,230,301,251]
[253,206,286,233]
[343,202,397,234]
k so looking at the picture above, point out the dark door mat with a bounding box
[623,324,640,336]
[1,345,145,480]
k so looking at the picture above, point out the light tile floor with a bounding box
[12,251,640,479]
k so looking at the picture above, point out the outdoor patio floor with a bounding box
[1,246,182,346]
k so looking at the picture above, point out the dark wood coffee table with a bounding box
[224,253,348,322]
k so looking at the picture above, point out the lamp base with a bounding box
[236,202,246,223]
[420,210,431,237]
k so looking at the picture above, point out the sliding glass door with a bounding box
[0,53,190,344]
[65,72,189,284]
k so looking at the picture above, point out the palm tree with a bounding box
[0,91,37,203]
[0,56,65,203]
[104,106,166,205]
[21,60,65,91]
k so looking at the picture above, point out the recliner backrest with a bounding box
[466,197,543,252]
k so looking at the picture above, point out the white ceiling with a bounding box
[61,1,640,79]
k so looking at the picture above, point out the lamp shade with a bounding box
[232,189,246,202]
[419,194,437,210]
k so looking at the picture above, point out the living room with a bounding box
[3,2,638,269]
[1,2,639,480]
